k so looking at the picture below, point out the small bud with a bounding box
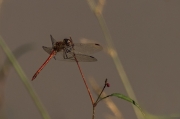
[106,83,110,87]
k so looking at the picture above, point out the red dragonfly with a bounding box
[32,35,102,80]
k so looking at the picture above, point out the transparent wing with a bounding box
[42,42,101,62]
[42,46,53,54]
[73,43,103,54]
[55,51,97,62]
[42,46,58,60]
[50,35,57,46]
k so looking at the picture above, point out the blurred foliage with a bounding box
[0,42,34,119]
[87,0,144,119]
[87,1,180,119]
[0,36,51,119]
[0,43,34,80]
[90,77,180,119]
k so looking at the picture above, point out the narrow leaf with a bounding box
[0,36,51,119]
[99,93,144,115]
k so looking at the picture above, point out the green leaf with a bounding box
[99,93,144,115]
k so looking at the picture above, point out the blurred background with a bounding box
[0,0,180,119]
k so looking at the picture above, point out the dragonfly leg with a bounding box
[63,47,70,59]
[63,49,67,59]
[63,47,75,59]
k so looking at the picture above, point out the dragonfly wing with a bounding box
[50,35,57,46]
[55,52,97,62]
[73,43,103,54]
[75,54,97,62]
[42,46,53,54]
[42,46,57,60]
[62,54,97,62]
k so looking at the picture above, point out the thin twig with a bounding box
[73,54,95,119]
[73,53,94,105]
[70,36,94,105]
[95,78,107,104]
[93,78,107,119]
[89,78,124,119]
[92,106,95,119]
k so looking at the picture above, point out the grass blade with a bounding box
[0,36,51,119]
[0,43,34,80]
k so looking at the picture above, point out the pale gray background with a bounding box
[0,1,180,119]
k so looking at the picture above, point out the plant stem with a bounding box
[92,79,107,119]
[73,54,94,105]
[0,36,51,119]
[95,78,107,103]
[87,1,143,119]
[74,56,96,119]
[92,106,95,119]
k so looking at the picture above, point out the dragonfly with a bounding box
[32,35,103,81]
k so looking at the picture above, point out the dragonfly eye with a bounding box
[64,38,72,46]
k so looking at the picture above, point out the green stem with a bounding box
[0,36,51,119]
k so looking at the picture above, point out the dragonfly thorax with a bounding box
[53,41,65,52]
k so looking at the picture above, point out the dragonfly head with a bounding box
[63,38,74,47]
